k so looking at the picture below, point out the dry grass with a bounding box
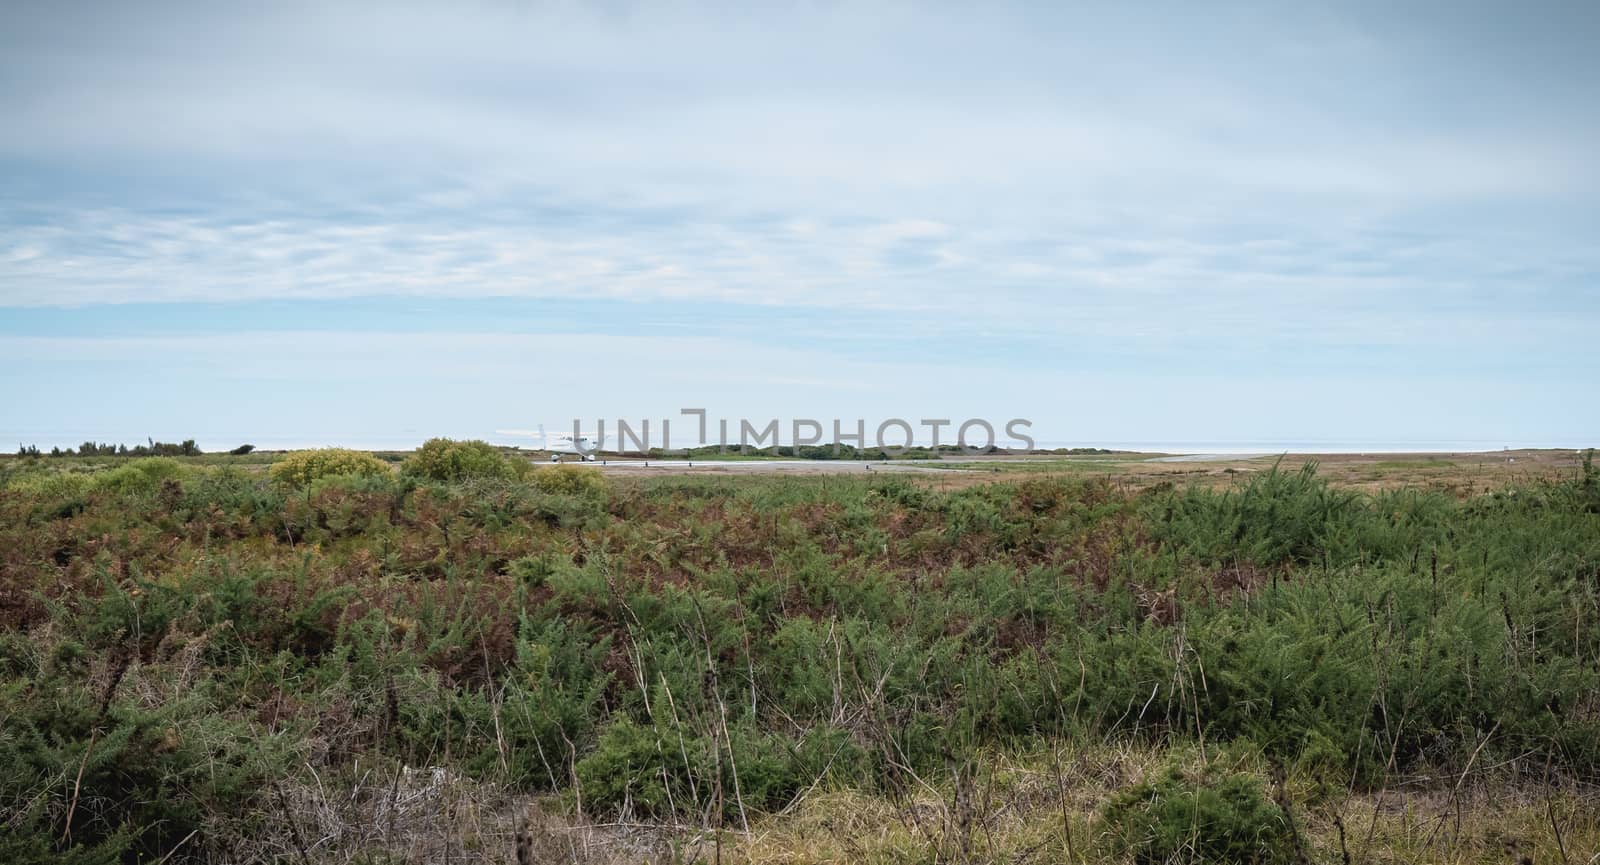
[910,448,1591,495]
[223,765,689,864]
[215,744,1598,864]
[725,746,1600,865]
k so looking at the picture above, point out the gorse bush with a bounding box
[401,437,532,483]
[0,675,279,863]
[1153,460,1364,567]
[268,447,392,487]
[1100,765,1297,865]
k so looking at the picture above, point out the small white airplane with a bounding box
[496,426,605,461]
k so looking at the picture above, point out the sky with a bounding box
[1,0,1597,452]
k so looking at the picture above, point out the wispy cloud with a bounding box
[3,201,1592,360]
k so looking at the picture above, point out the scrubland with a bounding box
[1,443,1597,863]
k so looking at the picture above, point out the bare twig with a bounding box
[60,727,98,845]
[1422,719,1498,849]
[154,829,199,865]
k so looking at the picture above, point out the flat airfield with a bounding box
[579,448,1590,493]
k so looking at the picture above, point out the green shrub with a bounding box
[401,438,531,483]
[1153,461,1363,567]
[575,719,684,816]
[1100,765,1298,865]
[575,718,807,819]
[92,457,186,495]
[5,470,96,499]
[530,463,607,496]
[269,448,391,487]
[7,459,188,499]
[0,667,286,864]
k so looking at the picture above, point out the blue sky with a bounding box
[1,0,1596,451]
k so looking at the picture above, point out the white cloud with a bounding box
[0,1,1597,447]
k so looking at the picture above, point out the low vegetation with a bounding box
[268,447,394,487]
[1099,763,1297,865]
[402,437,534,483]
[0,449,1596,862]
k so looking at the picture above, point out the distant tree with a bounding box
[133,439,204,457]
[229,444,255,456]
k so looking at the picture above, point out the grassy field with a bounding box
[1,444,1597,863]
